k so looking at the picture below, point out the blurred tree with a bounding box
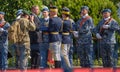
[0,0,42,23]
[53,0,119,25]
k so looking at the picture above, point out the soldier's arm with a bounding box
[2,22,10,35]
[109,20,120,31]
[28,21,36,31]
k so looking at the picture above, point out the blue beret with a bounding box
[0,11,5,15]
[16,9,23,16]
[102,9,111,13]
[42,8,49,12]
[81,6,89,11]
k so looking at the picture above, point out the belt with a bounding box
[62,32,69,35]
[43,32,49,34]
[50,32,59,34]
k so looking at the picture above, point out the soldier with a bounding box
[0,11,10,72]
[9,10,36,70]
[9,9,23,68]
[61,7,73,68]
[39,7,49,68]
[48,6,62,68]
[61,7,75,72]
[29,5,41,69]
[94,9,120,67]
[76,6,94,67]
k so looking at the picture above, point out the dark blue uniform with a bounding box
[48,16,62,68]
[49,17,62,42]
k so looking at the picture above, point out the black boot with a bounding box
[55,61,61,68]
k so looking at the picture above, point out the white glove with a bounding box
[73,31,78,38]
[0,28,4,32]
[96,33,102,39]
[102,25,110,29]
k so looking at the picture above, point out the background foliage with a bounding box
[0,0,42,23]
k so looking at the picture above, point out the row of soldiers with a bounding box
[0,5,120,72]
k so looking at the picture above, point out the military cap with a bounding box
[16,9,23,16]
[0,11,5,15]
[42,7,49,12]
[102,9,111,13]
[81,6,89,11]
[22,10,30,15]
[50,6,58,12]
[62,7,70,15]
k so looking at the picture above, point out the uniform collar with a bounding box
[44,16,49,20]
[0,19,5,23]
[82,14,88,18]
[104,16,110,21]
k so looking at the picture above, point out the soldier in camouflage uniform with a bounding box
[94,9,120,67]
[39,7,49,68]
[9,10,36,70]
[0,11,10,71]
[9,9,23,69]
[76,6,94,67]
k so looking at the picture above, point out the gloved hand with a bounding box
[96,33,102,39]
[0,28,4,32]
[73,31,78,38]
[102,25,110,29]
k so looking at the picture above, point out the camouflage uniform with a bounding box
[76,6,94,67]
[9,16,36,70]
[0,12,10,70]
[94,9,120,67]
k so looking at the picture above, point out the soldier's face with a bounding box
[62,14,66,18]
[102,12,111,18]
[32,6,40,15]
[81,9,88,15]
[42,11,49,18]
[0,14,4,20]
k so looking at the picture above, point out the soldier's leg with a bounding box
[30,45,36,68]
[69,46,73,66]
[84,44,93,67]
[50,41,61,68]
[1,44,8,70]
[78,44,86,67]
[30,44,40,69]
[106,44,115,67]
[19,45,29,70]
[61,44,71,68]
[0,48,2,70]
[100,44,108,67]
[40,43,49,68]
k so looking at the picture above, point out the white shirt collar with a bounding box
[82,14,88,18]
[104,16,110,21]
[0,19,5,23]
[44,16,49,20]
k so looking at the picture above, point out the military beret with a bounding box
[50,6,58,12]
[81,6,89,11]
[102,9,111,13]
[22,10,30,15]
[62,7,70,15]
[42,8,49,12]
[0,11,5,15]
[16,9,23,16]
